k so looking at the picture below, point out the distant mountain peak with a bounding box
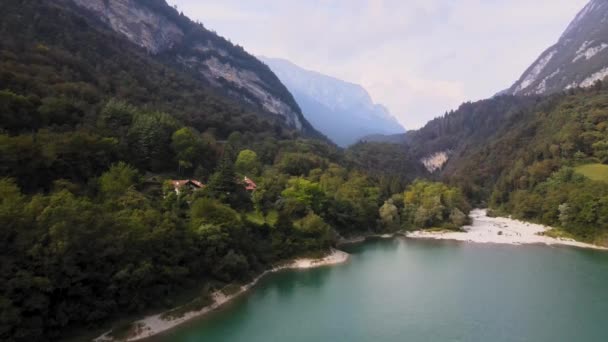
[508,0,608,96]
[260,57,404,147]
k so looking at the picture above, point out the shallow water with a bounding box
[149,238,608,342]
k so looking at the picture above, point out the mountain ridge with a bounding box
[507,0,608,95]
[64,0,323,138]
[259,56,404,146]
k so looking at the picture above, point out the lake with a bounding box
[149,238,608,342]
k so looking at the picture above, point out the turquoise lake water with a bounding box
[150,238,608,342]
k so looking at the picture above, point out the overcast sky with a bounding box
[167,0,588,129]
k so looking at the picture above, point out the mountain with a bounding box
[392,0,608,242]
[405,0,608,176]
[401,80,608,239]
[508,0,608,95]
[259,57,404,147]
[63,0,321,137]
[0,0,335,192]
[395,3,608,243]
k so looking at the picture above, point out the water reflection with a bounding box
[342,236,401,254]
[271,266,334,297]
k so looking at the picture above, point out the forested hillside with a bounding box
[65,0,321,137]
[404,82,608,244]
[0,1,437,341]
[396,0,608,244]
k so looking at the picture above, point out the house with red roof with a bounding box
[170,179,204,195]
[243,177,257,191]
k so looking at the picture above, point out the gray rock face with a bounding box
[71,0,183,54]
[260,57,404,147]
[508,0,608,95]
[68,0,310,133]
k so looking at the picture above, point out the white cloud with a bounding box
[168,0,588,129]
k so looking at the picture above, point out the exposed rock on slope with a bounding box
[508,0,608,95]
[67,0,319,136]
[421,151,450,173]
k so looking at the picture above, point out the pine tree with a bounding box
[208,155,238,196]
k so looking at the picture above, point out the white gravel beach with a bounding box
[407,209,606,250]
[95,249,349,342]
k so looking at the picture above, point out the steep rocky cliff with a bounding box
[66,0,319,136]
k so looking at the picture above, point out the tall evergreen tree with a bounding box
[207,155,246,207]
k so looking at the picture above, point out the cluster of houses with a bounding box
[169,177,257,195]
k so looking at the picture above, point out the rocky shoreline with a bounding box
[94,249,349,342]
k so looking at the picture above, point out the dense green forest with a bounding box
[485,87,608,244]
[0,98,442,341]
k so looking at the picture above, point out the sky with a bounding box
[167,0,588,129]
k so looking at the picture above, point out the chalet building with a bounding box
[170,179,204,195]
[169,178,255,195]
[243,177,257,191]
